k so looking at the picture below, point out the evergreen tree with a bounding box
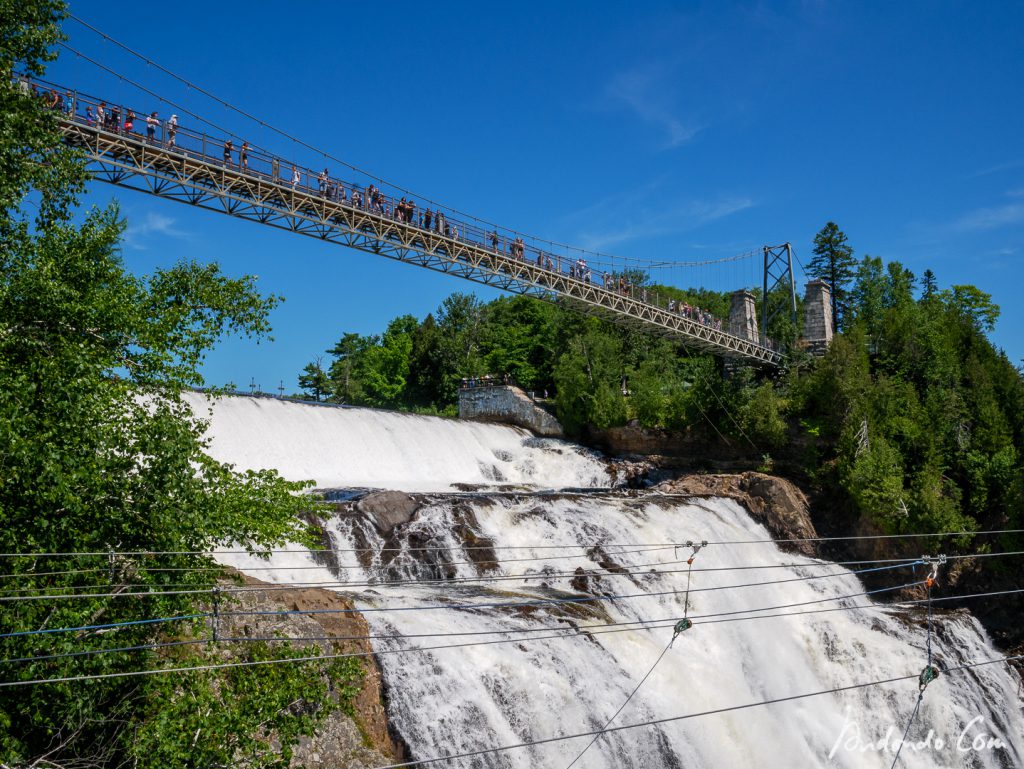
[920,269,938,301]
[808,222,857,331]
[298,356,330,401]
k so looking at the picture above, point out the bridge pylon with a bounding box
[761,243,797,345]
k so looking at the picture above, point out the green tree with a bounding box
[0,5,337,763]
[942,284,1000,333]
[920,269,938,301]
[326,331,372,403]
[359,314,418,407]
[298,356,331,401]
[807,222,857,331]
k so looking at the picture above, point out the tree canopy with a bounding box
[1,4,351,765]
[807,221,857,331]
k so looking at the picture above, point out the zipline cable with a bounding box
[0,574,925,644]
[368,655,1024,769]
[5,548,1022,589]
[4,585,1021,673]
[564,541,707,768]
[5,525,1019,558]
[0,554,920,603]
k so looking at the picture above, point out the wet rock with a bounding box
[356,491,421,534]
[608,458,656,488]
[655,472,818,557]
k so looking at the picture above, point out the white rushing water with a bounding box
[210,396,1024,768]
[185,392,609,492]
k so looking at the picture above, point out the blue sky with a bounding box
[47,1,1024,391]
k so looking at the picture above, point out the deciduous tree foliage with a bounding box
[1,4,350,765]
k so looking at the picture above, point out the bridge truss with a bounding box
[57,117,784,367]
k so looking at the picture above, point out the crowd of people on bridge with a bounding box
[668,298,723,330]
[22,74,759,344]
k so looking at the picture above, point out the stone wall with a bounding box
[802,279,834,355]
[729,289,759,342]
[458,385,564,437]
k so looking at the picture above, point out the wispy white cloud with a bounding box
[966,160,1024,179]
[606,67,701,150]
[123,211,187,250]
[952,202,1024,232]
[563,186,754,251]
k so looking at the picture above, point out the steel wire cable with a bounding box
[366,654,1024,769]
[6,548,1021,591]
[0,571,925,643]
[64,14,754,274]
[0,557,921,602]
[3,525,1020,559]
[3,586,1021,673]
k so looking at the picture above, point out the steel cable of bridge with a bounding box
[64,14,763,280]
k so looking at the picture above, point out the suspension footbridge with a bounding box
[37,76,787,367]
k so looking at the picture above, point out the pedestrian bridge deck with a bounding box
[55,107,783,366]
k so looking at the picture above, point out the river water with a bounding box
[188,393,1024,768]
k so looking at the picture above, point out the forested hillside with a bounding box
[300,235,1024,549]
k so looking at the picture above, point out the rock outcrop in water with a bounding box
[656,472,819,556]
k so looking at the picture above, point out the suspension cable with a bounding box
[63,15,739,274]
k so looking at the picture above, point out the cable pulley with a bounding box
[918,665,940,691]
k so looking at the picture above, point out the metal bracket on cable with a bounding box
[674,540,708,563]
[921,554,947,588]
[918,664,940,691]
[670,540,708,646]
[917,555,946,692]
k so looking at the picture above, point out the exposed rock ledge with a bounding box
[655,472,819,557]
[218,571,401,768]
[458,385,563,437]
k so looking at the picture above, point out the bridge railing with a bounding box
[21,73,780,354]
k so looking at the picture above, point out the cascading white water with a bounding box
[185,392,609,491]
[210,396,1024,768]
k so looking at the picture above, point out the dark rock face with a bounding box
[356,491,421,534]
[655,472,819,557]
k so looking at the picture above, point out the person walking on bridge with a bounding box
[240,141,250,171]
[146,111,158,143]
[167,115,178,148]
[223,139,234,167]
[291,164,300,188]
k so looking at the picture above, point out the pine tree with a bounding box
[298,356,331,401]
[807,222,857,331]
[920,269,938,301]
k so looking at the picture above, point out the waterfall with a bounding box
[184,392,609,492]
[209,396,1024,768]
